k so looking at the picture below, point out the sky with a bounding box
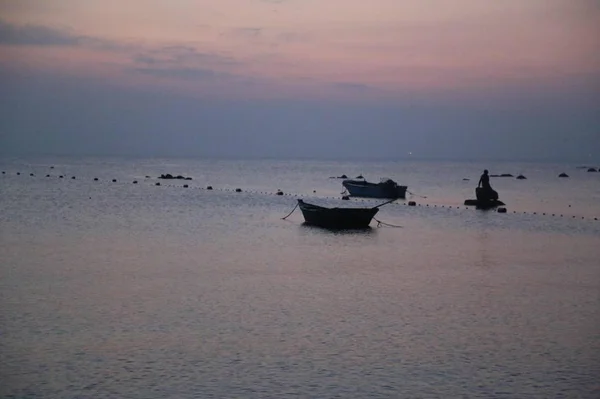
[0,0,599,161]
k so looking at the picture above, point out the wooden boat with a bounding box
[342,178,407,199]
[297,199,379,229]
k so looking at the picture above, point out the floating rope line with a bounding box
[407,190,427,198]
[7,170,599,222]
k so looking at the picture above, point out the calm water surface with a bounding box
[1,157,599,398]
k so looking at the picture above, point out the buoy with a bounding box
[112,179,116,182]
[133,181,138,184]
[206,186,213,190]
[30,173,34,176]
[155,182,160,186]
[183,184,188,188]
[17,172,20,175]
[50,166,54,169]
[59,175,64,178]
[1,171,4,174]
[93,178,98,181]
[235,188,242,192]
[71,176,75,179]
[46,174,50,177]
[497,207,507,213]
[408,201,416,206]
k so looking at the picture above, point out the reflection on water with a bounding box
[299,223,377,236]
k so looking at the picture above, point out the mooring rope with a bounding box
[374,218,403,228]
[407,190,427,199]
[281,202,299,219]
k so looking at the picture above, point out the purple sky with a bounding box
[1,0,599,161]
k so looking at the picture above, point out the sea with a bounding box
[1,156,599,399]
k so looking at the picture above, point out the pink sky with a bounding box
[1,0,598,100]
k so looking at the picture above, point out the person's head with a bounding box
[483,169,488,174]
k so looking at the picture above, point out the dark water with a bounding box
[1,157,599,398]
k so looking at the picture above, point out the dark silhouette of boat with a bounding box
[342,178,407,199]
[297,199,380,229]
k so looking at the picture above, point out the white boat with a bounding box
[342,177,407,199]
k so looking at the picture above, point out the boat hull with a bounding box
[342,179,407,199]
[297,199,379,229]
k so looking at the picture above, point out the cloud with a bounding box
[129,45,244,82]
[133,45,239,68]
[0,19,247,83]
[0,19,81,46]
[0,19,135,52]
[131,66,221,81]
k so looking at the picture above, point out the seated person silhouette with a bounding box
[477,169,498,201]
